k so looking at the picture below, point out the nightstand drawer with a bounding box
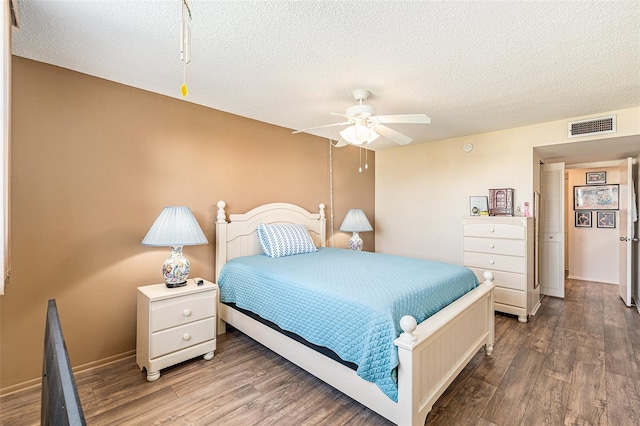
[463,252,525,274]
[464,237,525,256]
[463,223,524,240]
[150,317,216,359]
[150,291,216,332]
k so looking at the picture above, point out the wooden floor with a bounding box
[2,279,640,425]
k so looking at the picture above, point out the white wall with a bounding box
[375,107,640,265]
[375,131,531,263]
[566,166,620,284]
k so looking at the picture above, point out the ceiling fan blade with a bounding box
[334,139,348,148]
[292,121,351,134]
[330,112,360,122]
[375,114,431,124]
[373,124,413,145]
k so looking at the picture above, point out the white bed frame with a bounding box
[214,201,495,426]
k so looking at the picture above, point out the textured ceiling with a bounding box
[10,0,640,151]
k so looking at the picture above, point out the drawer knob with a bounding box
[489,260,495,265]
[489,244,495,249]
[183,333,191,341]
[183,309,192,317]
[490,228,495,233]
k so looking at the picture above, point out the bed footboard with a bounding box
[217,272,494,426]
[393,271,495,426]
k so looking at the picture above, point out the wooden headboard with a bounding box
[215,201,326,281]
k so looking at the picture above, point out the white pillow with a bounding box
[257,222,317,258]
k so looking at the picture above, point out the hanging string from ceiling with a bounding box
[180,0,192,97]
[328,139,335,247]
[327,137,373,246]
[359,147,369,173]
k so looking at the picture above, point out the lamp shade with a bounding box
[340,209,373,233]
[142,206,208,247]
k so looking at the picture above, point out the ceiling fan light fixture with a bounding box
[355,124,371,142]
[340,126,363,145]
[292,89,430,146]
[368,129,380,144]
[340,124,379,145]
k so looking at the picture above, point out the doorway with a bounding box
[535,136,640,308]
[565,162,627,284]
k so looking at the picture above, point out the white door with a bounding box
[540,162,565,298]
[618,157,635,306]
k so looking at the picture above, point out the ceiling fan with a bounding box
[292,89,431,147]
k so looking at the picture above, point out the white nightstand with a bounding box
[136,277,217,381]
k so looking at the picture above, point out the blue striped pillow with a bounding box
[257,222,317,258]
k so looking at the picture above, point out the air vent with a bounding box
[568,115,616,138]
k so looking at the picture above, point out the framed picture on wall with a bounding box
[597,211,616,228]
[586,171,606,184]
[574,184,619,210]
[575,211,592,227]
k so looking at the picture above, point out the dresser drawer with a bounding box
[494,287,527,309]
[463,223,525,240]
[150,317,216,359]
[467,267,526,291]
[150,291,216,333]
[463,237,525,256]
[464,252,525,274]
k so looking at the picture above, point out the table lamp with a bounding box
[142,206,208,287]
[340,209,373,251]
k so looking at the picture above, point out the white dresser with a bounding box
[136,278,217,381]
[463,217,540,323]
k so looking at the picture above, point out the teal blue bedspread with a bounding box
[218,248,479,401]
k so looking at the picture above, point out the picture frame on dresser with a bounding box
[574,184,619,210]
[575,211,592,227]
[469,196,489,216]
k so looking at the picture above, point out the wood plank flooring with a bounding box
[2,279,640,425]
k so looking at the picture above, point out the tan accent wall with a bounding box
[0,57,375,391]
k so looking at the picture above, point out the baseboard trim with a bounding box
[566,275,617,285]
[0,350,136,396]
[0,377,40,396]
[73,349,136,374]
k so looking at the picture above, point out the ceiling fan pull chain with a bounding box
[328,139,335,247]
[359,147,362,173]
[181,61,188,97]
[180,0,192,97]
